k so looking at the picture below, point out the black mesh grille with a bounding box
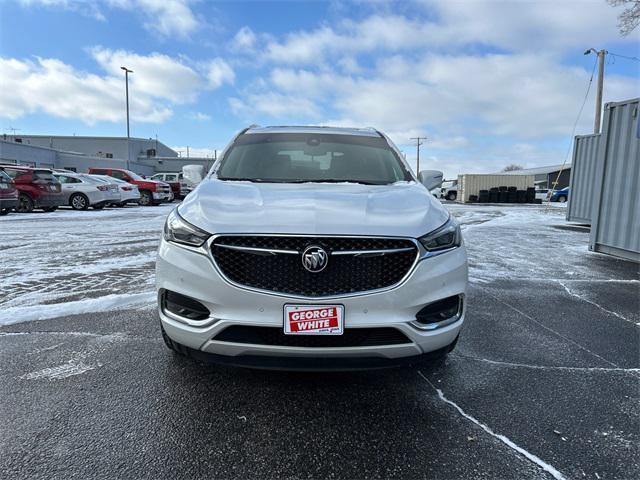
[214,326,412,348]
[211,236,418,297]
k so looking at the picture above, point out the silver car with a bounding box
[54,172,120,210]
[92,175,141,206]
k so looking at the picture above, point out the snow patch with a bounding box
[0,292,155,326]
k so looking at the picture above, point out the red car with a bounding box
[0,165,64,213]
[0,168,19,215]
[88,168,172,206]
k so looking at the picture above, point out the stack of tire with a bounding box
[469,186,541,204]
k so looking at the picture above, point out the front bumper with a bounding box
[156,238,468,367]
[153,192,171,202]
[0,197,18,210]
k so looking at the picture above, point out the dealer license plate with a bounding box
[284,305,344,335]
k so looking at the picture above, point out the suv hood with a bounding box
[178,180,449,238]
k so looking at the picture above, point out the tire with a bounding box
[0,208,9,216]
[16,193,34,213]
[446,191,457,201]
[70,193,89,210]
[139,190,153,206]
[557,195,567,203]
[42,206,57,212]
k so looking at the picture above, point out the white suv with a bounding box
[156,126,468,370]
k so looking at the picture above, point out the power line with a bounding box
[607,51,640,62]
[546,56,598,207]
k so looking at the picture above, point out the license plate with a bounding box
[284,305,344,335]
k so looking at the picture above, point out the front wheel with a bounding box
[0,208,10,216]
[447,192,457,201]
[557,195,567,203]
[139,190,153,206]
[17,194,34,213]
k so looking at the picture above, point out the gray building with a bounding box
[567,97,639,262]
[498,164,572,189]
[0,135,213,176]
[7,134,178,160]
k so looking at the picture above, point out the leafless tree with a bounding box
[502,164,524,172]
[608,0,640,36]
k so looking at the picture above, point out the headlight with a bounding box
[163,208,211,247]
[419,217,461,251]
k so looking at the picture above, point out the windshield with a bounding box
[217,133,411,185]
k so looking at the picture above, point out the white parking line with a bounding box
[418,371,567,480]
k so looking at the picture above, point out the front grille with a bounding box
[211,236,418,297]
[214,326,412,348]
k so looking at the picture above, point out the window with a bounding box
[111,171,127,180]
[151,174,163,180]
[218,133,411,185]
[91,169,108,175]
[165,174,177,181]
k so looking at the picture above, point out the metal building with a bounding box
[0,135,212,175]
[567,97,639,262]
[499,164,572,189]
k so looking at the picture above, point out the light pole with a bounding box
[121,66,133,169]
[584,48,606,134]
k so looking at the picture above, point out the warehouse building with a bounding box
[498,164,572,189]
[0,135,212,175]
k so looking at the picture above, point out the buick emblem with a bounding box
[301,246,328,273]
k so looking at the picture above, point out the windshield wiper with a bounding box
[217,176,262,182]
[315,179,388,185]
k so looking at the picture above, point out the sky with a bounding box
[1,0,638,178]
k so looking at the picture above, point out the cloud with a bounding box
[90,47,204,103]
[0,56,171,124]
[106,0,200,38]
[229,92,320,119]
[1,49,234,125]
[258,2,636,65]
[231,26,258,52]
[206,58,235,89]
[18,0,200,38]
[188,112,211,121]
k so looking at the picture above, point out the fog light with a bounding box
[412,295,462,330]
[162,290,210,321]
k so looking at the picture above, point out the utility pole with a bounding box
[584,48,606,134]
[121,66,133,169]
[409,136,427,173]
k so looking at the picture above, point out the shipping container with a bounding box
[588,98,640,262]
[456,174,535,203]
[567,134,600,223]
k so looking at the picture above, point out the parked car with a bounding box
[151,172,182,200]
[53,172,120,210]
[91,175,141,206]
[440,180,458,201]
[157,126,467,370]
[550,187,569,203]
[0,168,19,215]
[88,168,172,206]
[0,165,64,213]
[535,188,550,201]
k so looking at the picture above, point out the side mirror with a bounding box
[418,170,443,191]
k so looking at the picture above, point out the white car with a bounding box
[91,175,141,206]
[535,188,550,201]
[156,126,468,370]
[53,172,120,210]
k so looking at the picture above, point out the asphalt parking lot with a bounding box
[1,203,638,479]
